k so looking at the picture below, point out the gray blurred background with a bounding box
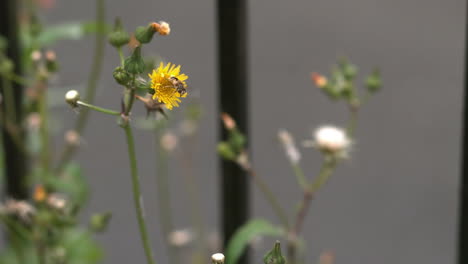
[37,0,466,263]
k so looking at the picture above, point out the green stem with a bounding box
[292,164,308,190]
[346,107,358,138]
[124,124,156,264]
[38,83,49,172]
[2,72,30,86]
[117,47,125,67]
[77,101,120,116]
[54,0,106,173]
[2,77,17,124]
[154,126,179,264]
[246,168,290,229]
[307,157,337,194]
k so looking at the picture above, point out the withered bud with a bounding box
[311,72,328,88]
[161,132,178,152]
[236,151,251,170]
[168,229,193,247]
[33,185,47,202]
[2,199,36,222]
[65,130,80,146]
[47,194,67,210]
[221,113,236,130]
[45,50,56,61]
[151,21,171,36]
[135,95,167,119]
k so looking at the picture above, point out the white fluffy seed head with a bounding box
[278,129,301,164]
[211,253,225,264]
[65,90,80,107]
[314,125,350,154]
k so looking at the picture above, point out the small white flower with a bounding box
[211,253,225,264]
[313,125,350,154]
[278,129,301,164]
[160,132,178,152]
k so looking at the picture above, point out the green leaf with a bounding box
[226,219,284,264]
[60,229,103,264]
[36,21,110,47]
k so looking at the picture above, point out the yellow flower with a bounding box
[149,62,188,110]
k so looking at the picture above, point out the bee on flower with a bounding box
[149,62,188,110]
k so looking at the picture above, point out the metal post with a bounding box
[0,0,27,199]
[217,1,249,263]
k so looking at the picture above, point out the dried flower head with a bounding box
[313,125,350,155]
[160,132,178,152]
[168,229,193,247]
[278,129,301,164]
[33,185,47,202]
[152,21,171,36]
[47,194,67,210]
[149,62,188,110]
[311,72,328,88]
[2,199,36,222]
[221,113,236,130]
[135,95,167,118]
[65,130,80,146]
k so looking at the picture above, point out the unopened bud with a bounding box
[65,130,80,146]
[161,132,178,152]
[109,18,130,47]
[33,185,47,202]
[211,253,225,264]
[113,66,131,85]
[45,50,59,73]
[221,113,236,130]
[366,69,381,93]
[217,142,236,161]
[124,46,145,74]
[152,21,171,36]
[135,24,157,44]
[90,212,112,232]
[311,73,328,88]
[65,90,80,107]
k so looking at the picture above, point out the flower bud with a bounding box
[65,90,80,107]
[45,50,59,73]
[311,72,328,88]
[33,185,47,202]
[108,18,130,47]
[152,21,171,36]
[221,113,236,130]
[113,66,131,85]
[211,253,225,264]
[135,24,157,44]
[217,142,236,161]
[65,130,80,146]
[263,241,286,264]
[31,50,42,62]
[90,212,112,232]
[366,69,381,93]
[314,126,350,154]
[124,46,145,74]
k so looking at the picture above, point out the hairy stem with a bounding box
[124,123,156,264]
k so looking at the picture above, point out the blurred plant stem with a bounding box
[242,166,290,229]
[124,122,156,264]
[54,0,106,173]
[287,157,337,264]
[346,105,359,137]
[178,130,206,264]
[154,123,179,264]
[76,101,120,116]
[2,78,17,123]
[38,81,50,172]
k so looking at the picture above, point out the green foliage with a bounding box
[45,163,88,206]
[59,229,103,264]
[34,22,110,47]
[225,219,284,264]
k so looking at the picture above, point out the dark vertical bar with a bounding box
[0,0,27,199]
[217,0,249,263]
